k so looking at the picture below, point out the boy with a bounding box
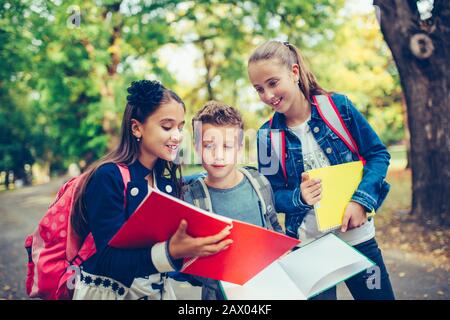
[182,100,283,300]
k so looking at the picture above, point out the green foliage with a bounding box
[308,11,404,145]
[0,1,36,182]
[0,0,404,182]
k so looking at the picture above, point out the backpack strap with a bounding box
[72,163,131,265]
[268,117,288,186]
[239,166,279,231]
[188,170,281,232]
[116,163,131,209]
[312,95,366,164]
[267,95,365,182]
[188,178,213,212]
[179,180,215,288]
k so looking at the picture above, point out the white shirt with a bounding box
[289,117,375,246]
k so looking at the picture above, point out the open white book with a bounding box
[220,233,375,300]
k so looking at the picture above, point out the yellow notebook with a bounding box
[306,161,373,232]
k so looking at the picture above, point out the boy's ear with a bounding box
[292,64,300,82]
[236,141,245,164]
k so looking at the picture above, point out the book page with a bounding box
[309,260,373,298]
[220,261,308,300]
[278,233,373,298]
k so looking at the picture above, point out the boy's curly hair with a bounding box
[192,101,244,144]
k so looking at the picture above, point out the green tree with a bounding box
[310,12,404,145]
[374,0,449,226]
[0,0,36,187]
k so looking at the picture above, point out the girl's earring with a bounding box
[137,137,141,142]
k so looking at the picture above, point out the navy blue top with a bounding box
[82,160,182,287]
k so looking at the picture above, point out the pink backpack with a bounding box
[24,163,130,299]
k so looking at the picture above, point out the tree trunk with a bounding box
[374,0,450,226]
[103,3,123,151]
[13,166,28,186]
[4,170,10,190]
[199,39,216,101]
[401,92,411,169]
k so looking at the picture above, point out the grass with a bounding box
[377,168,412,224]
[375,168,449,270]
[388,145,408,170]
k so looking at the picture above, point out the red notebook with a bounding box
[109,188,300,285]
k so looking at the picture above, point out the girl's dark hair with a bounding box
[71,80,185,239]
[248,40,328,102]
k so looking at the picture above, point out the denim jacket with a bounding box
[257,93,390,238]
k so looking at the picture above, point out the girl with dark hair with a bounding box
[71,80,232,300]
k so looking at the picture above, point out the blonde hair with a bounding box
[248,40,327,101]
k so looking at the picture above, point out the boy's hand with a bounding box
[168,220,233,259]
[341,202,367,232]
[300,172,322,205]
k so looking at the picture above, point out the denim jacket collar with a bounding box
[270,111,288,130]
[310,102,323,121]
[270,101,322,130]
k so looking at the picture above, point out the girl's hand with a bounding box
[300,173,322,205]
[168,219,233,259]
[341,201,367,232]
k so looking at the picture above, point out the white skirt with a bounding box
[72,271,177,300]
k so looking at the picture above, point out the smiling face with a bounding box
[197,123,242,181]
[132,99,185,167]
[248,58,302,115]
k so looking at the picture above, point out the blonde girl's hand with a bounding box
[300,172,322,206]
[168,219,233,259]
[341,201,367,232]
